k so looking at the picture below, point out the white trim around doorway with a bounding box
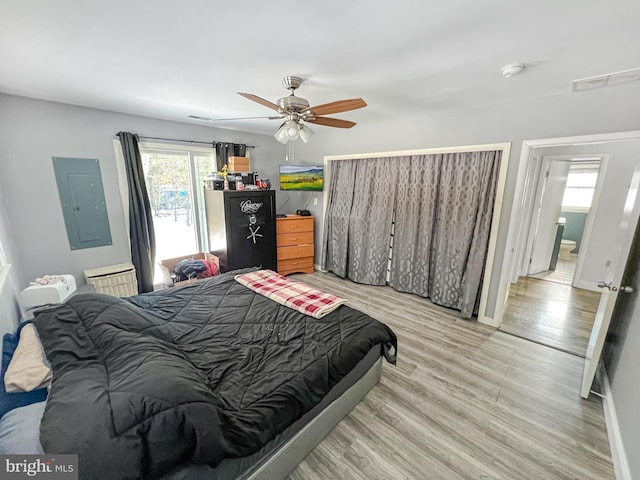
[495,130,640,328]
[514,153,608,291]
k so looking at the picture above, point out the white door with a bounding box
[581,168,640,398]
[512,153,543,281]
[528,159,571,275]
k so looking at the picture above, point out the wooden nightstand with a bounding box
[276,215,315,275]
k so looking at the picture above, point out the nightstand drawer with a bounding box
[277,257,314,273]
[277,217,313,234]
[277,244,314,260]
[276,231,314,247]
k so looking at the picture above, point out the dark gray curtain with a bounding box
[322,150,501,318]
[117,132,156,293]
[321,160,357,276]
[388,151,501,317]
[322,158,398,284]
[386,155,439,298]
[347,158,399,284]
[215,143,247,171]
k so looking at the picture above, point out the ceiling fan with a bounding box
[219,76,367,144]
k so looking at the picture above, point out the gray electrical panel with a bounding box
[52,157,112,250]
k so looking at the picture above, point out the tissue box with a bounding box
[20,275,77,308]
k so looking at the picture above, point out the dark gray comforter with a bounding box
[34,271,396,480]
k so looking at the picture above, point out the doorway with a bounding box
[500,154,603,356]
[497,133,640,359]
[526,157,602,287]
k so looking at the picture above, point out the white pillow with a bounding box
[4,324,52,392]
[0,401,46,454]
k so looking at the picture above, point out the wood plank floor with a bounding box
[528,256,577,285]
[287,272,613,480]
[499,277,600,357]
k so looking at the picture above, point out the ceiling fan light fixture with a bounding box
[299,124,315,143]
[275,123,289,144]
[285,120,300,140]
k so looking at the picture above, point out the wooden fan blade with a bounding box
[238,92,281,112]
[306,98,366,116]
[306,117,356,129]
[210,116,282,121]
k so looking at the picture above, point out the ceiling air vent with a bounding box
[572,67,640,92]
[187,115,211,121]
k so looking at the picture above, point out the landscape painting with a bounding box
[279,165,324,191]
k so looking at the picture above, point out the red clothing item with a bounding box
[201,259,220,278]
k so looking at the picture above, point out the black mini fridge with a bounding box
[204,189,276,272]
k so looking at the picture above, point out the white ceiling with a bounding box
[1,0,638,136]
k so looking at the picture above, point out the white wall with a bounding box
[0,183,22,334]
[293,81,640,317]
[527,142,640,290]
[0,93,285,288]
[0,265,20,336]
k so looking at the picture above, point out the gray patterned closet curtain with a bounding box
[389,151,501,317]
[322,151,501,318]
[321,160,357,277]
[322,158,398,284]
[348,158,399,284]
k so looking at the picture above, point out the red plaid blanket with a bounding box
[235,270,348,319]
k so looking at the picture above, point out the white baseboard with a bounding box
[599,364,632,480]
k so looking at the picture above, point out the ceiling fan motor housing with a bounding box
[277,95,310,113]
[282,76,303,91]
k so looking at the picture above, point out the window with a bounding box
[561,169,599,210]
[140,145,215,261]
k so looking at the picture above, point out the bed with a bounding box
[24,270,396,479]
